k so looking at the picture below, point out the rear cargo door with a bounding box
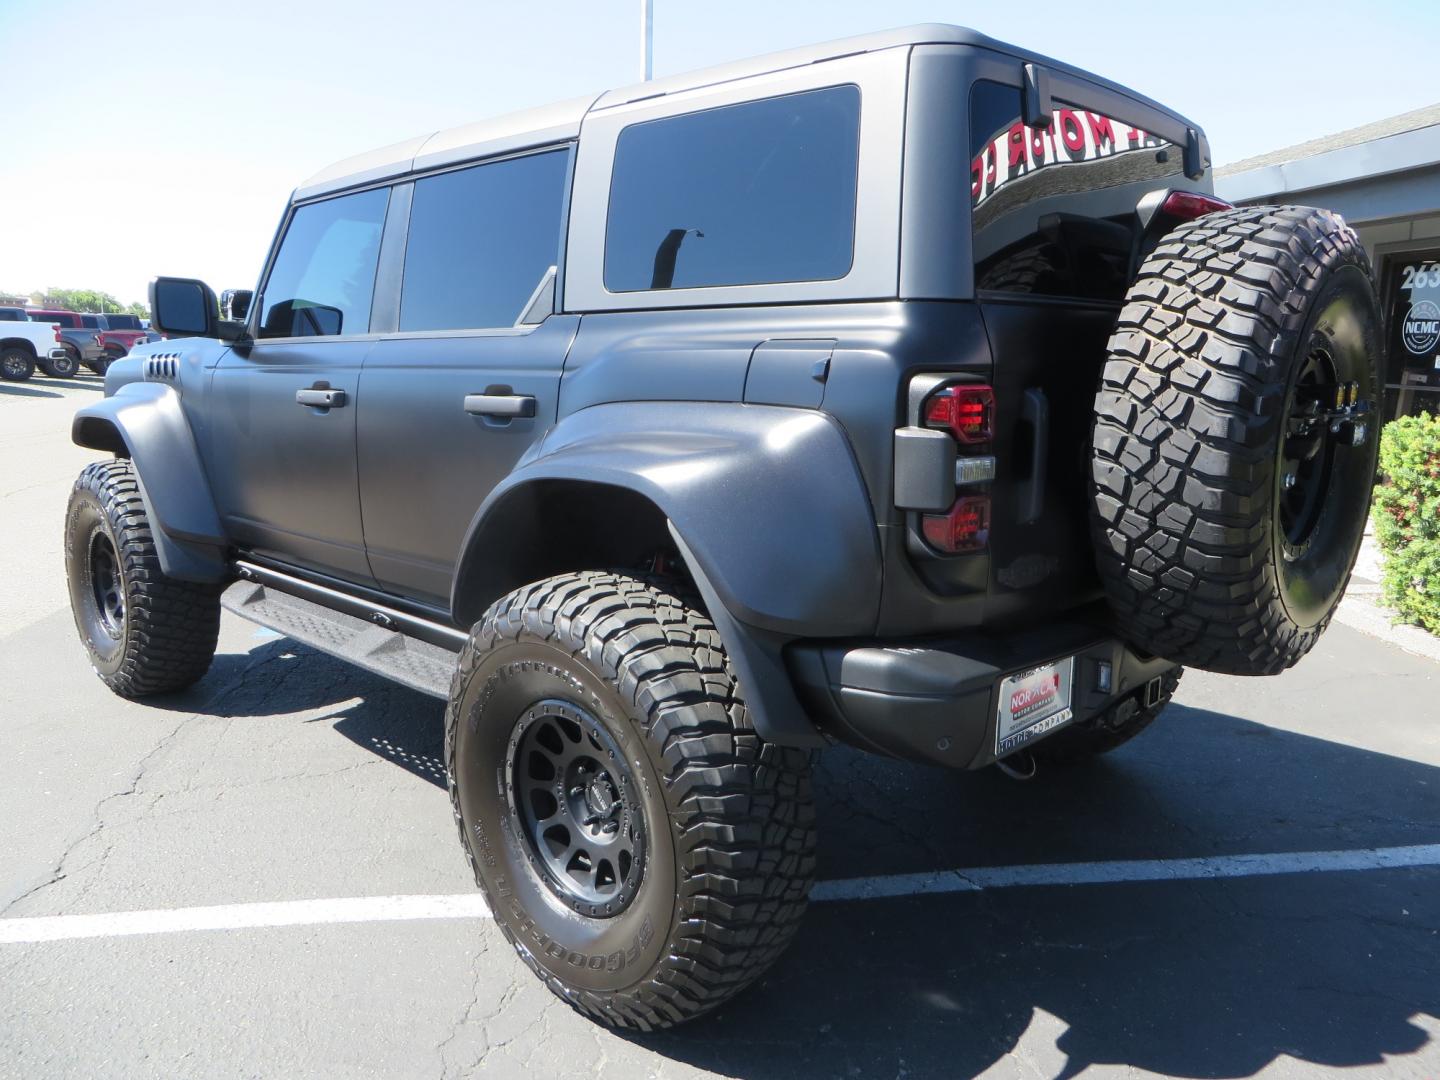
[967,72,1197,612]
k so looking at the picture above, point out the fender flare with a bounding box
[71,381,229,582]
[451,401,884,746]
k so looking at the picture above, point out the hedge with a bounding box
[1371,412,1440,634]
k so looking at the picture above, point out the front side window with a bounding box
[259,187,389,339]
[969,80,1183,302]
[604,85,861,292]
[399,149,569,332]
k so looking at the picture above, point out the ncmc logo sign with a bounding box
[1403,299,1440,356]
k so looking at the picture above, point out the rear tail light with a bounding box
[1160,190,1231,222]
[923,383,995,444]
[921,495,991,554]
[53,325,63,342]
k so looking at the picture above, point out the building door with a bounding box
[1381,252,1440,420]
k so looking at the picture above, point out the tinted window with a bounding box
[259,187,389,338]
[399,149,568,331]
[0,309,22,321]
[969,80,1183,302]
[105,313,141,329]
[81,314,100,328]
[604,86,860,292]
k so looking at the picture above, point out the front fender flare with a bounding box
[72,381,228,582]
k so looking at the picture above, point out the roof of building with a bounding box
[1217,103,1440,177]
[1214,102,1440,206]
[296,23,1195,202]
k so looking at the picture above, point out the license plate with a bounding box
[995,657,1076,756]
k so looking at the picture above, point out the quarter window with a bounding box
[399,149,569,332]
[259,187,389,339]
[604,85,861,292]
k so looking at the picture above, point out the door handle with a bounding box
[296,386,347,409]
[464,393,536,419]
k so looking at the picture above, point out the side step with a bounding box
[221,581,460,700]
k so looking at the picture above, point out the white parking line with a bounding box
[3,843,1437,945]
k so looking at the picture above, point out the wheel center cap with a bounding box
[584,774,618,817]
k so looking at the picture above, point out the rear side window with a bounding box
[81,315,100,328]
[604,85,861,292]
[259,187,389,338]
[969,80,1183,302]
[399,148,568,331]
[106,314,141,329]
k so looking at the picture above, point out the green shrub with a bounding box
[1371,412,1440,633]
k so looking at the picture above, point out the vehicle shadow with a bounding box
[0,383,63,399]
[630,710,1440,1079]
[143,640,1440,1077]
[40,376,104,391]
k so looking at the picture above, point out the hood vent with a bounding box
[143,352,181,383]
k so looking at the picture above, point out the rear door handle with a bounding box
[296,386,347,409]
[464,393,536,419]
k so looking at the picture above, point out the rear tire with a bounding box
[1,347,35,381]
[1093,206,1381,675]
[446,571,816,1030]
[65,460,222,697]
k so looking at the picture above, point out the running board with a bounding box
[221,580,460,700]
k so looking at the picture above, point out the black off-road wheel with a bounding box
[1035,668,1182,763]
[65,460,222,697]
[446,571,817,1030]
[1093,206,1382,675]
[1,347,35,381]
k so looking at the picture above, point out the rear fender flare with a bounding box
[71,381,228,582]
[450,401,884,746]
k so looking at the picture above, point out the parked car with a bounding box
[26,309,103,375]
[66,24,1382,1029]
[83,315,153,369]
[0,312,69,382]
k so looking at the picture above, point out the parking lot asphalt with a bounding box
[3,377,1439,1080]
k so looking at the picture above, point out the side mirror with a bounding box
[220,288,253,322]
[149,277,245,341]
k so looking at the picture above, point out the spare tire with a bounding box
[1092,205,1380,675]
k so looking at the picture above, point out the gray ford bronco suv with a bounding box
[65,25,1381,1028]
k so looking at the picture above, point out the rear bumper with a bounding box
[788,616,1179,769]
[48,347,69,361]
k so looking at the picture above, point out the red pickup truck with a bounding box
[82,313,153,371]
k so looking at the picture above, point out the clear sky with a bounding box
[4,0,1438,307]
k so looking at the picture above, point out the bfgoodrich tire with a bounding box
[446,571,816,1030]
[1093,206,1381,675]
[65,460,222,697]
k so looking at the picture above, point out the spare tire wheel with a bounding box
[1092,205,1381,675]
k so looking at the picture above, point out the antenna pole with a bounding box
[641,0,653,81]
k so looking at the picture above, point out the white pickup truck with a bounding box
[0,307,71,382]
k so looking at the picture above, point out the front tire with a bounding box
[40,350,80,378]
[65,460,222,697]
[446,571,816,1030]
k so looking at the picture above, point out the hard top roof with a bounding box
[297,23,1192,201]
